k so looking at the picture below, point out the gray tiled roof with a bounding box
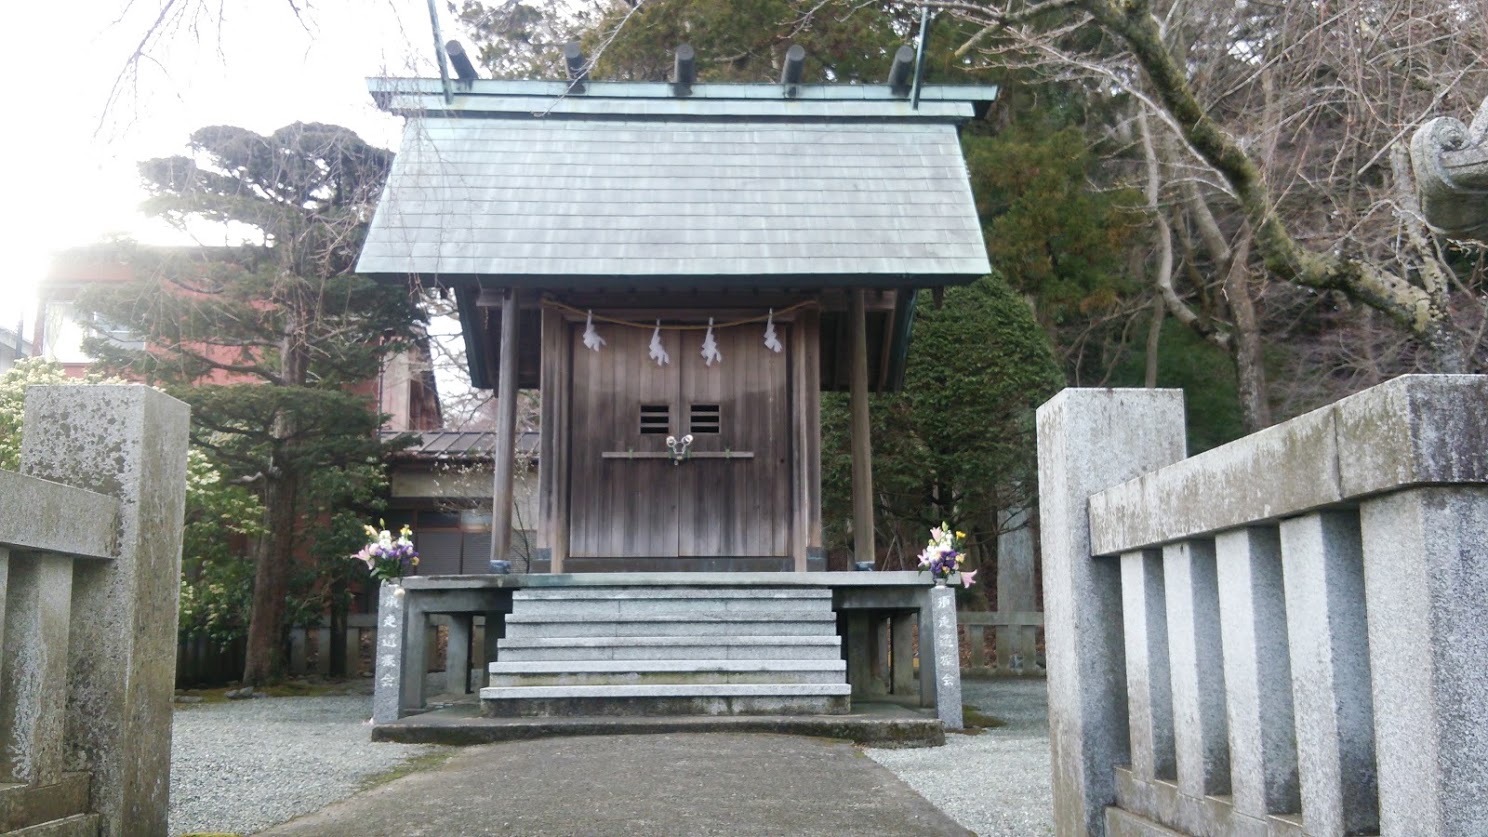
[383,429,540,460]
[358,85,992,282]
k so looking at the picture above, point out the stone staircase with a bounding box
[480,586,851,717]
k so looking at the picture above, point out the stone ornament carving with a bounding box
[1411,96,1488,242]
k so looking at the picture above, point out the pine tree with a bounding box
[77,123,424,685]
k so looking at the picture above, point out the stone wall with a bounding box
[1039,375,1488,836]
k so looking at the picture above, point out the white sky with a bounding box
[0,0,462,340]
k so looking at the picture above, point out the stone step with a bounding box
[482,683,852,698]
[511,596,832,618]
[5,813,101,837]
[488,659,846,687]
[373,703,945,748]
[503,613,837,639]
[496,635,842,662]
[480,683,852,717]
[515,587,832,601]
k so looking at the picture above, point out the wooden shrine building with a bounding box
[357,53,996,575]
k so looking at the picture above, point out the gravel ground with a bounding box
[169,694,436,836]
[171,677,1050,836]
[866,677,1053,837]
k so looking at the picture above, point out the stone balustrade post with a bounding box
[1214,526,1298,817]
[1119,548,1173,782]
[1360,486,1488,836]
[1278,510,1377,836]
[995,507,1038,674]
[1037,388,1186,837]
[18,386,190,836]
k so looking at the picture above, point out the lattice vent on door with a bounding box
[690,403,721,434]
[640,404,670,434]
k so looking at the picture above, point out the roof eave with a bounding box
[368,77,998,105]
[359,271,988,291]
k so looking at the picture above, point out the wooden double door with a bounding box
[567,321,790,559]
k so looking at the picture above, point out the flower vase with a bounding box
[934,576,948,588]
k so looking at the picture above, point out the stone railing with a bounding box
[280,612,482,680]
[1038,375,1488,837]
[958,611,1043,674]
[1,387,189,836]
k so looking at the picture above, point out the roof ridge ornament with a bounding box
[673,44,696,97]
[781,44,806,98]
[564,42,589,95]
[446,40,479,82]
[888,45,915,98]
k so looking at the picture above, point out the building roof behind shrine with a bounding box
[356,79,997,286]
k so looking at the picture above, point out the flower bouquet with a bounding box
[917,523,977,587]
[354,522,420,583]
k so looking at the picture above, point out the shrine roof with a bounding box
[382,429,540,460]
[356,79,995,286]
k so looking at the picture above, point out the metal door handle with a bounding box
[665,434,694,464]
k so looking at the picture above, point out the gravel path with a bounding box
[866,677,1053,837]
[169,695,436,836]
[171,678,1050,836]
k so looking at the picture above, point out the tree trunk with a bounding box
[1223,233,1271,431]
[328,578,348,678]
[243,311,310,686]
[242,472,299,685]
[1087,0,1437,350]
[1145,294,1163,388]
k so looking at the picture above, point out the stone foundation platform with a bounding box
[372,700,944,748]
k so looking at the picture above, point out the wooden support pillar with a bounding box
[491,288,521,570]
[849,289,875,566]
[789,309,822,571]
[538,304,570,573]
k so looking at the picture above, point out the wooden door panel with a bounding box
[678,324,790,557]
[569,326,680,558]
[677,330,725,557]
